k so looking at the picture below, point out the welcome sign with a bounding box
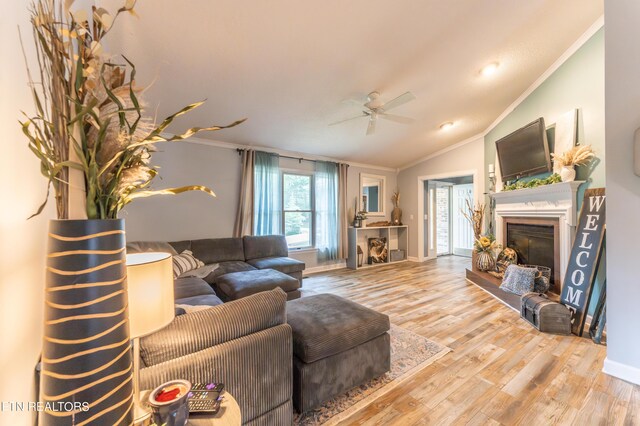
[561,188,606,336]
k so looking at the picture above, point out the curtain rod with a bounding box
[236,148,348,166]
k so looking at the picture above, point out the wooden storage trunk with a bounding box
[520,293,572,335]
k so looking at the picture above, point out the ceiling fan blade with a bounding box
[329,113,368,126]
[382,91,416,111]
[366,117,376,135]
[379,112,415,124]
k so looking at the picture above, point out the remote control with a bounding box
[188,393,221,413]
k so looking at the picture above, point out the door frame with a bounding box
[417,169,480,262]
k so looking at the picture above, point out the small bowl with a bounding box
[147,380,192,426]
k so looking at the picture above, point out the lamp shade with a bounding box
[126,252,175,338]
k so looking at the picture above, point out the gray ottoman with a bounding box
[216,269,301,301]
[287,294,391,413]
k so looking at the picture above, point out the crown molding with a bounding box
[399,133,484,171]
[161,133,399,173]
[483,15,604,137]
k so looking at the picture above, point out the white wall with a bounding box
[602,1,640,385]
[0,4,53,425]
[396,137,485,259]
[122,141,398,269]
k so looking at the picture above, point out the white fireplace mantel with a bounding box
[490,181,585,288]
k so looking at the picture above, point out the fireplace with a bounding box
[504,218,561,293]
[491,181,584,295]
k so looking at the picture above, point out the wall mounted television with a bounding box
[495,117,551,182]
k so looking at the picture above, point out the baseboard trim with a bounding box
[603,357,640,386]
[303,262,347,276]
[407,256,420,262]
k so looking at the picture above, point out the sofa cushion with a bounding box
[168,240,192,254]
[286,294,390,363]
[175,294,224,307]
[203,261,257,284]
[190,238,245,264]
[216,269,300,300]
[243,235,288,260]
[246,256,305,275]
[174,276,215,300]
[127,241,178,255]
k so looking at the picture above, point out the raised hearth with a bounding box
[491,181,584,291]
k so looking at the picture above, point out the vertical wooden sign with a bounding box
[561,188,606,336]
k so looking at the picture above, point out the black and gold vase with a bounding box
[41,219,133,425]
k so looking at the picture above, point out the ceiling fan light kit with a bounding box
[330,91,416,135]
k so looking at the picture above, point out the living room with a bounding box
[2,0,640,425]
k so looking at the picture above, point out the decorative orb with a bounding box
[497,247,518,265]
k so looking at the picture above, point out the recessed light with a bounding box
[440,121,455,131]
[480,62,500,76]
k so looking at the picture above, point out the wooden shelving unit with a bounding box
[347,225,408,270]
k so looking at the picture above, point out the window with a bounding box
[282,172,314,249]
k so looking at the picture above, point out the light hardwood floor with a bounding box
[303,256,639,426]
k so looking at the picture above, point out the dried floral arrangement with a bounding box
[461,198,485,240]
[552,144,595,168]
[21,0,244,219]
[391,190,400,208]
[474,234,501,254]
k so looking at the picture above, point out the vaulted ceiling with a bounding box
[108,0,603,168]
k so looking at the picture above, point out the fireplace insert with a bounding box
[506,222,558,291]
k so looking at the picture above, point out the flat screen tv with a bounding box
[495,117,551,182]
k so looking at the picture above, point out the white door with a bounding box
[452,184,474,257]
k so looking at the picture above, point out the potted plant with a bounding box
[21,1,243,424]
[551,144,595,182]
[474,235,502,272]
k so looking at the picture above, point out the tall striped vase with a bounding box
[41,219,133,425]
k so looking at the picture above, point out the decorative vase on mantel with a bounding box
[475,251,496,272]
[41,219,133,425]
[391,190,403,225]
[391,207,403,226]
[560,165,576,182]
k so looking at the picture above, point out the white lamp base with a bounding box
[134,401,152,426]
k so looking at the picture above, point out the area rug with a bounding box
[293,324,450,426]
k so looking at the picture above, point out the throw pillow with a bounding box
[500,264,537,296]
[172,250,204,279]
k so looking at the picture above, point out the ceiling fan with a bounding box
[329,91,416,135]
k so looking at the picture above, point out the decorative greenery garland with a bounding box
[503,173,562,191]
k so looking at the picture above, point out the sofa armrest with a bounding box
[140,324,292,424]
[140,288,287,367]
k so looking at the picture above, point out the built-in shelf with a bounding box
[347,225,408,270]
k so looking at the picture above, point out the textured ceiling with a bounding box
[106,0,603,168]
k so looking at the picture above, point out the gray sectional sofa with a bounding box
[130,234,390,422]
[139,289,293,425]
[128,235,306,303]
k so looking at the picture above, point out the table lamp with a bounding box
[126,252,175,425]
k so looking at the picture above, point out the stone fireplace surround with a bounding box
[491,181,585,292]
